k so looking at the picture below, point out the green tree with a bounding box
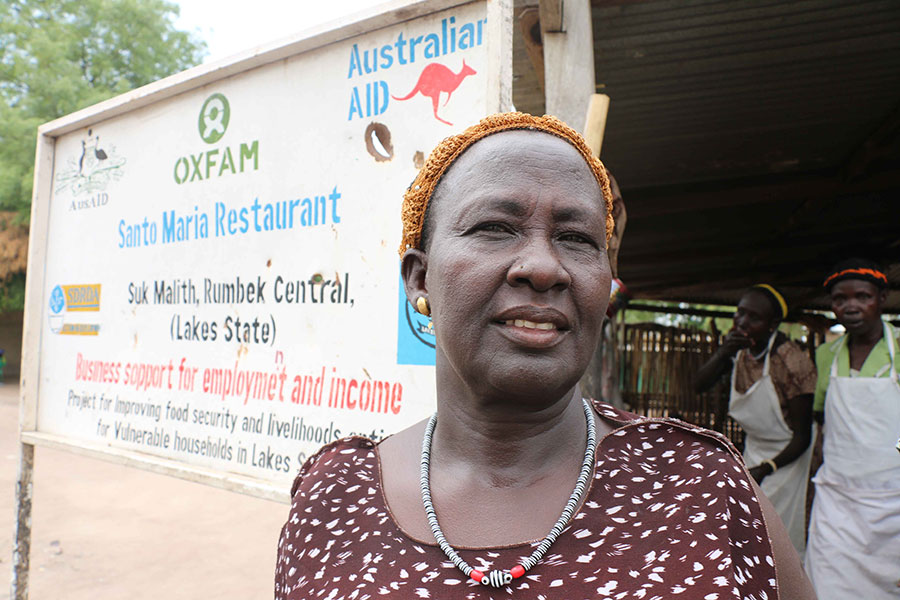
[0,0,207,220]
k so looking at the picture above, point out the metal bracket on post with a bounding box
[11,442,34,600]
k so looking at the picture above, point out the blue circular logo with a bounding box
[49,285,65,314]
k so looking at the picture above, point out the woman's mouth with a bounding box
[495,319,567,349]
[504,319,556,330]
[493,307,571,348]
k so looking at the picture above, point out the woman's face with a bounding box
[734,290,777,350]
[830,279,885,336]
[415,131,611,400]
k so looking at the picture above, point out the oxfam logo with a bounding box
[197,93,230,144]
[174,92,258,185]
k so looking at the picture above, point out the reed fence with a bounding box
[620,322,745,448]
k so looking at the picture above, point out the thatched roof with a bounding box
[0,212,29,280]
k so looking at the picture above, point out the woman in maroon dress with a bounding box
[275,113,813,599]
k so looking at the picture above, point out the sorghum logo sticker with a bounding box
[48,285,65,333]
[48,284,102,336]
[198,93,230,144]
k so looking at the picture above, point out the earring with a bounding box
[416,296,430,317]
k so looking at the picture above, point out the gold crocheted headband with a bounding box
[398,112,615,256]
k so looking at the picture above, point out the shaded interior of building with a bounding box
[513,0,900,314]
[511,0,900,436]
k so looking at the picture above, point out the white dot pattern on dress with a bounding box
[275,401,777,599]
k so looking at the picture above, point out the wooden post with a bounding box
[12,125,53,600]
[583,93,610,157]
[12,443,34,600]
[541,0,594,131]
[538,0,563,33]
[486,0,514,114]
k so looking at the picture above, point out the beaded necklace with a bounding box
[419,399,597,588]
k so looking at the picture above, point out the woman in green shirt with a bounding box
[813,263,898,414]
[805,258,900,600]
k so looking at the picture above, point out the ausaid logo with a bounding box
[391,61,476,125]
[54,128,126,204]
[346,15,485,123]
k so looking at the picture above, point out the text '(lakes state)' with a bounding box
[125,274,354,347]
[117,187,341,248]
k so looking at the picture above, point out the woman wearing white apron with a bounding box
[696,284,817,556]
[806,259,900,599]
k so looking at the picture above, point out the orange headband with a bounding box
[398,112,614,256]
[823,267,888,288]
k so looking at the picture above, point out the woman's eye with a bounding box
[559,232,597,247]
[474,222,512,234]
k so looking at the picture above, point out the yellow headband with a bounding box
[752,284,788,319]
[398,112,614,256]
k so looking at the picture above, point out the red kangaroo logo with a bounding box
[391,60,477,125]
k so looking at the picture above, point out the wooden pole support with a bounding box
[11,442,34,600]
[539,0,564,33]
[583,93,610,157]
[542,0,594,132]
[487,0,514,114]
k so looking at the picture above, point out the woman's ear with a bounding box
[401,248,428,307]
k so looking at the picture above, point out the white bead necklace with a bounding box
[419,399,597,588]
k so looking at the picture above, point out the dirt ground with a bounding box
[0,383,287,600]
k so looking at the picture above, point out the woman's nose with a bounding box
[507,239,572,292]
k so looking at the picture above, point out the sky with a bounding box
[175,0,388,64]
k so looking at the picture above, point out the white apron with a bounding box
[729,333,815,556]
[805,322,900,599]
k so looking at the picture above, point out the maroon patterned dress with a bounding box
[275,401,778,599]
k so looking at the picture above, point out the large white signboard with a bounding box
[22,0,509,500]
